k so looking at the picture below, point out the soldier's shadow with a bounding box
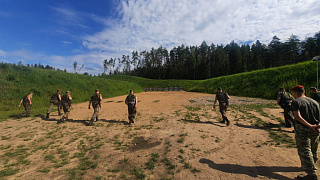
[199,158,301,180]
[100,119,128,125]
[180,119,225,127]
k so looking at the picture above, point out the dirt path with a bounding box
[0,91,315,179]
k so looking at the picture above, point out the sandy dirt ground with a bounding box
[0,91,318,180]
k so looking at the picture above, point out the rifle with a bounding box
[98,93,101,109]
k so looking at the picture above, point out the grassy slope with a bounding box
[105,61,318,99]
[1,60,317,119]
[190,61,317,99]
[0,64,143,119]
[102,75,200,91]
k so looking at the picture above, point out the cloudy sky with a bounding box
[0,0,319,75]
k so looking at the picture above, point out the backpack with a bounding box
[91,93,100,102]
[126,94,136,103]
[280,92,294,106]
[216,92,228,102]
[51,93,60,101]
[22,95,30,104]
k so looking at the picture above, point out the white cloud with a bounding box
[83,0,320,55]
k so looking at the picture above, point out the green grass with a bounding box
[0,63,143,119]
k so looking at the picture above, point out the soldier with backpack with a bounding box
[213,87,230,126]
[88,89,102,126]
[58,91,72,123]
[125,90,137,124]
[277,88,295,128]
[18,92,33,118]
[46,89,62,119]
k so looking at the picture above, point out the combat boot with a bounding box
[96,117,99,122]
[58,112,62,116]
[89,118,94,126]
[297,174,318,180]
[59,117,64,123]
[226,120,230,126]
[46,113,50,119]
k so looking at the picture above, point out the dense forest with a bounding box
[103,31,320,80]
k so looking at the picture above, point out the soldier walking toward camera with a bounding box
[291,85,320,180]
[59,91,72,123]
[18,92,33,118]
[277,88,295,128]
[213,87,230,126]
[88,89,102,126]
[125,90,137,124]
[46,89,62,119]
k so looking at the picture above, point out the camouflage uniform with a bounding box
[46,92,62,118]
[291,97,320,177]
[89,92,102,125]
[216,91,230,126]
[19,94,32,117]
[59,92,72,123]
[277,91,295,127]
[125,93,136,124]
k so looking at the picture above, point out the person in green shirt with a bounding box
[291,85,320,180]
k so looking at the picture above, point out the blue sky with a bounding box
[0,0,319,75]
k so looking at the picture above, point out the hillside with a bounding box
[106,61,318,99]
[1,60,318,119]
[0,63,143,119]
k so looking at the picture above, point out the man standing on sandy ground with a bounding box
[125,90,137,124]
[291,85,320,180]
[46,89,62,119]
[310,87,320,104]
[88,89,102,126]
[277,88,295,128]
[59,91,72,123]
[18,92,33,118]
[213,87,230,126]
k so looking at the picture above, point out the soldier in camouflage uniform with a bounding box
[125,90,137,124]
[291,85,320,180]
[18,92,33,118]
[277,88,295,128]
[59,91,72,123]
[213,88,230,126]
[46,89,62,119]
[310,87,320,104]
[88,89,102,126]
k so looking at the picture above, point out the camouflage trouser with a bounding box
[219,102,229,122]
[128,103,136,123]
[283,105,294,127]
[91,105,100,121]
[61,103,71,120]
[20,103,31,116]
[47,100,62,114]
[295,123,320,175]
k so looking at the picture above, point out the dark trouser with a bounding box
[20,103,31,116]
[47,100,62,114]
[295,123,319,175]
[219,102,229,122]
[60,103,71,121]
[283,105,295,127]
[128,103,136,123]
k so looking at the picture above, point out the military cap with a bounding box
[95,89,99,92]
[66,91,71,94]
[291,85,304,91]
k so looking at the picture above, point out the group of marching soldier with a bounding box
[17,85,320,179]
[18,89,137,126]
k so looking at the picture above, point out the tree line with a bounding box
[103,31,320,80]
